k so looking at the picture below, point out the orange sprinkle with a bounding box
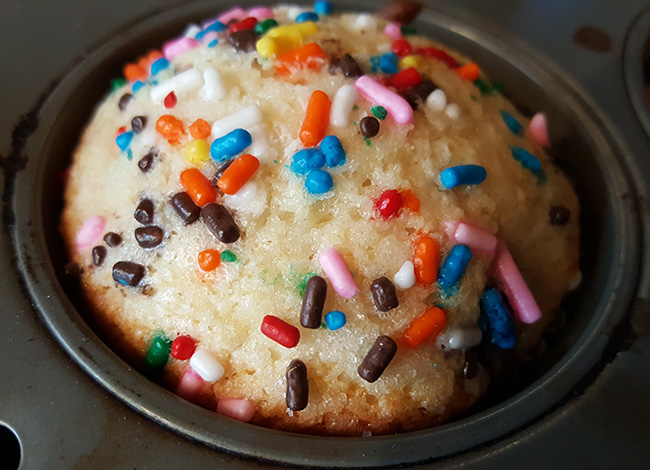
[156,115,185,144]
[198,249,221,271]
[399,189,420,213]
[403,307,447,348]
[138,49,163,70]
[274,43,327,76]
[413,235,439,284]
[217,154,260,195]
[189,118,212,140]
[456,62,480,82]
[299,90,331,147]
[123,63,147,82]
[180,168,217,207]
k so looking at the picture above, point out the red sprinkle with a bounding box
[261,315,300,348]
[374,190,403,219]
[390,68,422,91]
[171,335,197,360]
[117,126,127,136]
[229,17,257,34]
[392,39,412,57]
[164,91,177,109]
[416,47,457,68]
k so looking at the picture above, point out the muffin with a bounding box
[61,1,580,436]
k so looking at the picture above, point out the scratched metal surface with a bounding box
[1,0,649,468]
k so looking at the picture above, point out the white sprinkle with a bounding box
[247,125,275,163]
[212,104,263,139]
[437,327,482,350]
[200,67,226,101]
[286,6,304,20]
[353,14,377,30]
[183,23,202,38]
[330,84,358,127]
[444,103,461,120]
[224,180,267,217]
[393,261,416,290]
[189,348,224,383]
[150,68,203,104]
[426,89,447,111]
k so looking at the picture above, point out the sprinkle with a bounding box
[370,277,399,312]
[393,261,416,290]
[118,93,132,111]
[401,25,418,35]
[391,68,422,91]
[360,116,380,138]
[198,20,226,37]
[124,63,147,82]
[201,203,240,243]
[134,226,164,248]
[221,250,237,262]
[254,18,278,35]
[330,84,358,127]
[401,80,437,109]
[416,47,457,68]
[491,241,542,324]
[384,22,403,40]
[456,62,480,81]
[92,246,106,267]
[300,90,331,147]
[267,22,318,38]
[274,42,327,76]
[156,115,185,144]
[510,146,542,172]
[296,12,319,23]
[413,235,439,285]
[189,118,211,139]
[440,165,487,189]
[229,17,258,34]
[190,348,225,382]
[300,275,327,329]
[261,315,300,348]
[201,67,227,101]
[324,310,346,330]
[76,215,106,250]
[314,1,333,15]
[436,326,482,350]
[305,170,333,194]
[319,247,359,299]
[320,135,346,167]
[374,189,402,219]
[112,261,146,287]
[549,206,571,225]
[355,75,413,125]
[399,188,420,212]
[247,125,273,162]
[228,29,259,52]
[180,168,217,207]
[198,249,221,271]
[329,54,363,78]
[371,106,388,120]
[150,68,203,104]
[403,307,447,348]
[116,131,134,151]
[438,245,472,290]
[171,335,197,360]
[500,110,523,135]
[378,52,399,74]
[452,222,497,253]
[529,112,550,147]
[248,6,274,21]
[132,80,145,93]
[170,192,201,225]
[426,89,447,111]
[134,199,154,224]
[286,359,309,410]
[444,103,461,119]
[177,368,205,401]
[290,148,325,175]
[208,39,218,48]
[212,104,263,139]
[138,151,155,172]
[143,332,172,377]
[217,7,247,24]
[479,288,516,348]
[217,154,260,195]
[399,55,419,70]
[103,232,123,247]
[162,36,200,60]
[210,128,252,162]
[358,335,397,382]
[131,115,147,133]
[164,91,177,108]
[111,77,128,91]
[392,39,412,57]
[217,398,256,422]
[150,57,169,75]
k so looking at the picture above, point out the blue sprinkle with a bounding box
[500,111,523,135]
[325,310,346,330]
[440,165,487,189]
[150,58,170,75]
[479,289,516,349]
[319,135,346,167]
[369,55,381,73]
[208,39,218,48]
[132,80,145,93]
[296,12,319,23]
[314,1,333,15]
[290,148,325,175]
[305,170,333,194]
[127,149,133,161]
[116,131,134,151]
[210,129,252,162]
[511,146,542,172]
[379,52,399,74]
[205,20,226,32]
[438,245,472,290]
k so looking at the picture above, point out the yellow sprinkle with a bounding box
[399,55,420,70]
[267,21,318,38]
[256,37,278,58]
[184,139,210,165]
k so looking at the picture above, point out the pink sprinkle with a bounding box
[443,220,460,239]
[529,112,550,147]
[247,6,274,21]
[355,75,413,125]
[217,7,247,24]
[76,216,105,251]
[491,241,542,324]
[384,22,403,40]
[177,367,205,402]
[319,247,359,299]
[162,36,200,60]
[217,398,256,422]
[454,222,497,253]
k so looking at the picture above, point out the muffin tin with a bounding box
[2,0,650,468]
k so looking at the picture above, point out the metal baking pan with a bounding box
[2,0,650,468]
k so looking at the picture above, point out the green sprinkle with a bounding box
[296,272,317,297]
[321,321,328,329]
[364,137,372,147]
[273,159,278,164]
[221,250,237,262]
[400,25,418,36]
[143,331,172,379]
[255,18,278,35]
[353,121,358,126]
[111,77,128,92]
[474,78,504,97]
[353,105,359,111]
[371,106,388,120]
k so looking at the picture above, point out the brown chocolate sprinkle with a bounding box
[300,276,328,329]
[360,116,380,138]
[112,261,145,287]
[286,359,309,411]
[212,160,233,186]
[103,232,123,247]
[549,206,570,226]
[401,80,437,109]
[170,192,200,225]
[358,335,397,383]
[135,226,164,248]
[370,277,398,312]
[131,115,147,133]
[92,246,107,267]
[138,151,155,173]
[228,30,258,52]
[118,93,132,111]
[378,0,422,25]
[134,199,155,225]
[573,25,612,54]
[201,203,240,243]
[63,261,81,278]
[329,54,363,78]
